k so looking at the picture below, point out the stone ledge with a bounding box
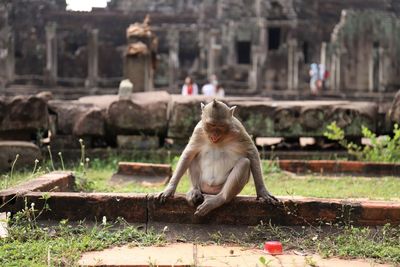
[4,192,395,226]
[148,195,400,226]
[11,192,148,223]
[277,160,400,176]
[0,171,74,208]
[117,162,172,177]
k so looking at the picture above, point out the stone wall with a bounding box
[2,0,399,93]
[0,91,393,150]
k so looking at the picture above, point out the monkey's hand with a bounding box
[157,185,176,203]
[256,188,279,203]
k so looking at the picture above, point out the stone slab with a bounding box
[277,160,400,177]
[0,171,74,209]
[148,194,400,226]
[0,96,48,134]
[117,162,172,178]
[116,135,159,149]
[0,141,42,171]
[106,91,171,135]
[112,161,172,185]
[48,100,105,136]
[12,192,148,223]
[79,243,390,267]
[167,97,378,139]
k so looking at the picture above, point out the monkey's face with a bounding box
[204,121,229,143]
[201,100,234,144]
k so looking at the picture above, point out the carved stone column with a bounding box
[287,39,298,91]
[45,22,57,86]
[207,30,221,78]
[123,16,158,92]
[167,27,179,91]
[86,29,99,88]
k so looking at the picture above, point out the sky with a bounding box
[66,0,110,11]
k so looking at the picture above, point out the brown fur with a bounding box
[157,100,277,216]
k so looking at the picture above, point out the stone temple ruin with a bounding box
[0,0,400,98]
[0,0,400,169]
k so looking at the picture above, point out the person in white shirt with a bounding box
[216,84,225,97]
[201,74,219,96]
[181,76,199,96]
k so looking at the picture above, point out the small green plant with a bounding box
[305,256,319,267]
[259,256,273,266]
[324,122,400,162]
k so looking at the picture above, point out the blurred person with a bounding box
[201,74,218,96]
[216,84,225,97]
[181,76,199,96]
[309,63,319,95]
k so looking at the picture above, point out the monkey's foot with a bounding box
[186,189,204,206]
[194,195,225,216]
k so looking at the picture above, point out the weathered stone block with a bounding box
[0,141,41,171]
[0,171,74,209]
[117,135,159,149]
[50,135,92,149]
[230,100,377,138]
[388,90,400,124]
[13,192,148,223]
[277,160,400,176]
[147,194,400,226]
[0,96,48,135]
[73,108,105,136]
[48,100,105,136]
[107,91,170,135]
[115,162,172,184]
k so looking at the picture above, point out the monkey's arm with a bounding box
[248,148,278,203]
[158,127,202,202]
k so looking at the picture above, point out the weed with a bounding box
[259,256,273,266]
[324,122,400,162]
[247,222,400,264]
[1,207,165,266]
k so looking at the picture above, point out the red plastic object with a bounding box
[264,241,283,255]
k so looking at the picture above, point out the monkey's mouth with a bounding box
[209,135,221,143]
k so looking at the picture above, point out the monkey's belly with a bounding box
[199,147,242,189]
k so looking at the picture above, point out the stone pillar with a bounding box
[0,5,14,86]
[167,27,179,91]
[226,21,236,65]
[332,48,341,92]
[45,23,57,86]
[86,29,99,88]
[287,39,298,91]
[124,17,158,92]
[207,30,221,78]
[320,42,327,67]
[378,47,385,92]
[0,28,14,85]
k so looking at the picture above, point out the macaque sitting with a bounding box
[158,99,277,216]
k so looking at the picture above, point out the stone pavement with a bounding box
[79,243,389,267]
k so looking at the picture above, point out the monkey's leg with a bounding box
[195,158,250,216]
[186,156,204,206]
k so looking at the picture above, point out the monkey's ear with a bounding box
[201,102,205,111]
[229,106,237,116]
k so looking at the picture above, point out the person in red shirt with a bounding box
[181,76,199,95]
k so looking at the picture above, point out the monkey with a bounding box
[158,99,277,216]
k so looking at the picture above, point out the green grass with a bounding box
[2,157,400,200]
[1,156,400,265]
[0,207,165,266]
[77,159,400,200]
[245,222,400,264]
